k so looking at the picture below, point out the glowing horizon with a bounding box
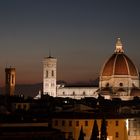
[0,0,140,86]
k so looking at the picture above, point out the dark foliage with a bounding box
[90,119,99,140]
[78,126,85,140]
[100,118,107,140]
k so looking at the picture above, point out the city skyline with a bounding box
[0,0,140,86]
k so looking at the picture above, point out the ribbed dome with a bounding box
[102,53,138,76]
[101,38,139,77]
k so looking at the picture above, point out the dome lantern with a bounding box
[115,38,124,53]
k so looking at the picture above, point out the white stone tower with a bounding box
[43,55,57,97]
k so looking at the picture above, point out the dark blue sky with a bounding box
[0,0,140,85]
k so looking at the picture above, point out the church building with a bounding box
[42,38,140,100]
[99,38,140,100]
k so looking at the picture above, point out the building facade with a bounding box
[128,118,140,140]
[52,114,128,140]
[56,85,98,99]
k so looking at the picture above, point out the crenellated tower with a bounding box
[5,67,16,96]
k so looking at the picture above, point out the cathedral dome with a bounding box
[101,38,139,77]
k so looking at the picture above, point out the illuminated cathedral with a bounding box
[99,38,140,100]
[41,38,140,100]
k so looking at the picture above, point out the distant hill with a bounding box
[57,78,99,87]
[0,83,42,98]
[15,83,43,97]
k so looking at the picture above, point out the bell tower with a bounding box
[5,67,16,96]
[43,56,57,97]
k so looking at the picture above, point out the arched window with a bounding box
[52,70,54,76]
[106,83,109,87]
[46,70,48,78]
[73,91,75,95]
[83,91,86,95]
[11,74,14,84]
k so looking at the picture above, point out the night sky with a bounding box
[0,0,140,86]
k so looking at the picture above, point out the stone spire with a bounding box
[115,38,124,53]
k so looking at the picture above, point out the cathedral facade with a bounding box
[42,38,140,100]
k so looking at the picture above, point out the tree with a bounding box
[90,119,99,140]
[78,126,85,140]
[100,118,107,140]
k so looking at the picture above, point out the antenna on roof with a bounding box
[49,48,52,57]
[5,61,8,68]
